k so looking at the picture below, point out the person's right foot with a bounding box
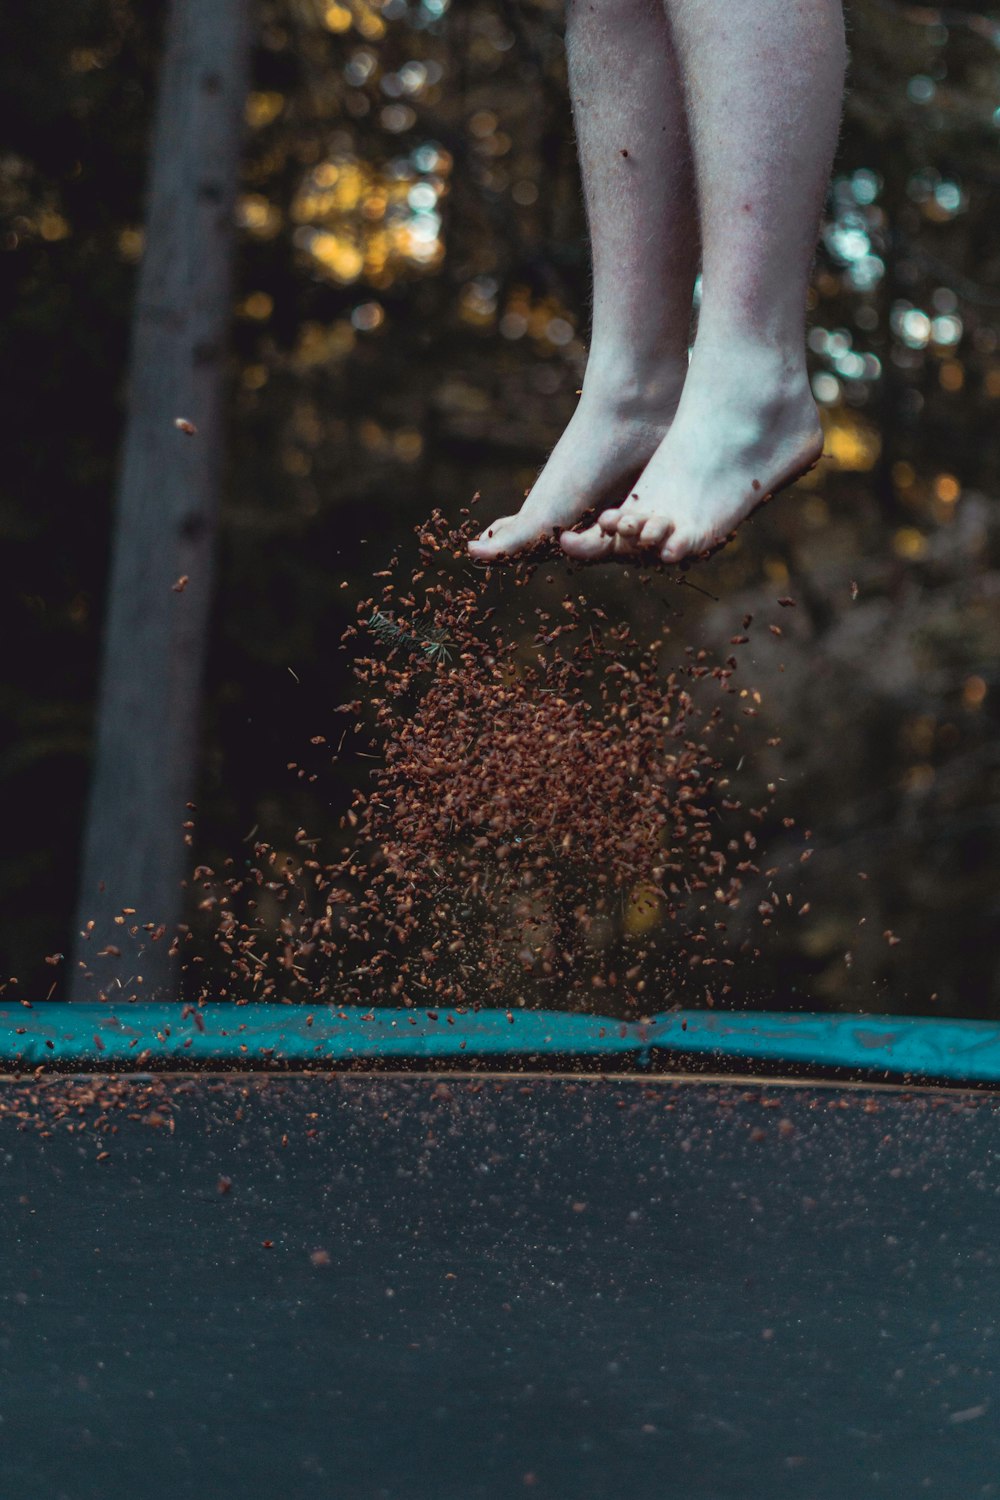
[561,342,823,565]
[467,363,687,561]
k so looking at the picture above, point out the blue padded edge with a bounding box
[1,1004,1000,1083]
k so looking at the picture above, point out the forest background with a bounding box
[1,0,999,1016]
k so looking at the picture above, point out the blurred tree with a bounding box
[70,0,251,999]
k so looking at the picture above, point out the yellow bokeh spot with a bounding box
[624,883,661,938]
[355,8,386,39]
[39,210,70,242]
[939,360,964,392]
[293,163,367,222]
[245,91,285,128]
[891,460,916,491]
[283,449,311,476]
[294,403,323,446]
[323,3,353,32]
[307,231,364,283]
[363,228,390,276]
[359,418,389,453]
[242,364,269,390]
[361,191,388,223]
[893,527,927,561]
[934,473,960,504]
[459,282,497,328]
[800,920,845,958]
[240,291,274,320]
[469,110,499,139]
[821,411,881,471]
[117,226,144,261]
[394,429,424,463]
[986,368,1000,399]
[963,675,987,710]
[238,194,282,238]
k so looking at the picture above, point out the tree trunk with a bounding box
[70,0,251,1002]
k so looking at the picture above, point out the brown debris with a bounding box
[183,509,792,1013]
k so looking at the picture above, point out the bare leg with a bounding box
[565,0,845,564]
[468,0,698,561]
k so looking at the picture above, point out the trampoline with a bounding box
[2,1003,1000,1499]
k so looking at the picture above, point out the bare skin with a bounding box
[470,0,845,567]
[570,340,825,563]
[469,0,697,561]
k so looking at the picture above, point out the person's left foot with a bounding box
[467,361,686,562]
[561,344,823,565]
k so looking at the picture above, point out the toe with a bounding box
[615,509,647,538]
[560,523,617,561]
[467,515,515,559]
[606,494,650,536]
[613,530,643,558]
[639,515,672,548]
[468,511,548,560]
[660,532,694,564]
[598,507,623,533]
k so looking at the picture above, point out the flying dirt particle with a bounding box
[173,418,197,436]
[172,575,189,593]
[191,507,797,1017]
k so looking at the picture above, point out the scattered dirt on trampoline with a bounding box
[0,1074,179,1143]
[0,1072,988,1160]
[177,508,809,1013]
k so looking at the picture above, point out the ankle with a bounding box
[580,349,688,418]
[682,335,822,459]
[689,330,810,400]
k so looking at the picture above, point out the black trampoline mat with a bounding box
[2,1073,999,1500]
